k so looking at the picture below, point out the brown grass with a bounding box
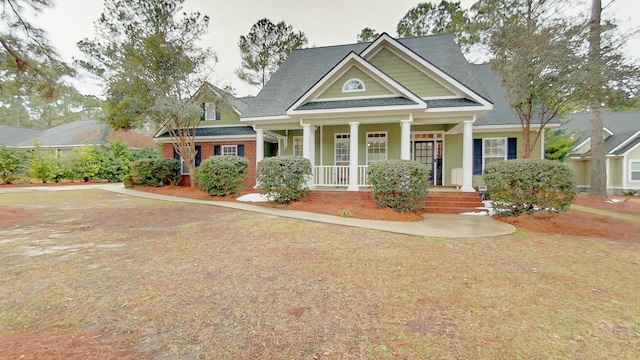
[1,190,639,359]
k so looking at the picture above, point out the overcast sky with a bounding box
[29,0,640,98]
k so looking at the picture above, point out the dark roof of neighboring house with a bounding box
[241,34,511,121]
[156,125,256,138]
[0,125,41,146]
[560,111,640,155]
[1,120,154,148]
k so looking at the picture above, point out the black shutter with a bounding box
[195,145,202,166]
[214,145,221,156]
[173,147,180,160]
[237,144,244,157]
[200,103,205,121]
[215,110,221,120]
[473,138,482,175]
[507,138,517,159]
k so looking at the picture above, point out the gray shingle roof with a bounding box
[241,34,510,121]
[296,97,417,111]
[1,120,110,147]
[156,125,255,138]
[559,111,640,155]
[426,98,482,108]
[0,125,41,146]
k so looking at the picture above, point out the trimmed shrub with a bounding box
[367,159,429,212]
[64,145,100,181]
[257,156,312,203]
[0,146,30,184]
[483,159,577,215]
[129,158,181,186]
[195,156,249,196]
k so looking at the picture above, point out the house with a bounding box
[0,120,157,155]
[238,33,546,192]
[560,111,640,195]
[153,83,279,189]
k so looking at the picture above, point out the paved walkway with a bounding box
[0,183,516,238]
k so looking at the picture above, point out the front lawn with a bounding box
[1,190,639,359]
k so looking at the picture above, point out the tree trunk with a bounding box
[588,0,607,197]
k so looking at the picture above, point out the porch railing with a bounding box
[313,165,369,187]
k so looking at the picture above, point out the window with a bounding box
[366,132,387,164]
[203,102,220,120]
[222,145,237,156]
[335,133,350,164]
[342,78,365,93]
[483,138,507,169]
[293,136,303,157]
[631,161,640,181]
[474,137,516,175]
[175,146,201,175]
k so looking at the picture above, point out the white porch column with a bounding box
[400,119,412,160]
[309,126,316,166]
[302,123,311,160]
[302,123,315,189]
[348,121,359,191]
[461,120,475,192]
[255,129,264,163]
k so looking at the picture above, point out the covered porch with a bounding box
[253,114,478,192]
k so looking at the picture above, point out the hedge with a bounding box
[256,156,312,203]
[195,156,249,196]
[367,160,429,212]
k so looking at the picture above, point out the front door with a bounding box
[414,141,443,185]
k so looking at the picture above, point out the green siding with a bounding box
[317,67,393,99]
[317,124,401,165]
[369,48,455,98]
[566,159,587,186]
[609,158,622,187]
[198,96,242,126]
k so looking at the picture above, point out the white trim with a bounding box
[334,132,351,165]
[342,78,366,93]
[293,136,303,157]
[240,115,292,122]
[155,135,256,143]
[602,127,614,136]
[290,103,426,116]
[286,52,426,114]
[360,33,492,108]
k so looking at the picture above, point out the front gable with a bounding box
[367,47,457,98]
[317,67,394,99]
[287,52,426,115]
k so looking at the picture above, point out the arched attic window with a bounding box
[342,78,366,93]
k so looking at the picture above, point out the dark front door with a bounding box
[414,141,443,185]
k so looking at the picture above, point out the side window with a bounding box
[293,136,303,157]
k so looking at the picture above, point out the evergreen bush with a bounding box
[483,159,577,215]
[129,158,181,186]
[367,159,429,212]
[0,146,30,184]
[257,156,312,203]
[195,156,249,196]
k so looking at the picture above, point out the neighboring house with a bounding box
[153,83,278,189]
[0,120,155,155]
[239,33,548,191]
[560,111,640,194]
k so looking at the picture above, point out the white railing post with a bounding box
[461,120,475,192]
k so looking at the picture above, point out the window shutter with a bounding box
[200,103,205,121]
[237,144,244,157]
[173,148,180,160]
[473,139,482,175]
[195,145,202,166]
[507,138,517,159]
[214,145,221,156]
[215,110,221,120]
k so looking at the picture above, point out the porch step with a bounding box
[424,191,485,214]
[309,189,485,214]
